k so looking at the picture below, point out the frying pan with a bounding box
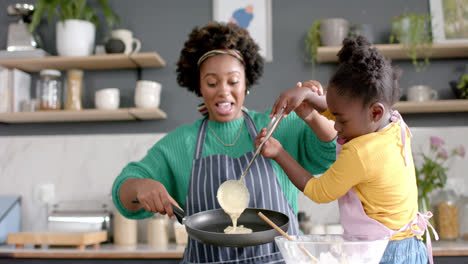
[133,200,289,247]
[171,205,289,247]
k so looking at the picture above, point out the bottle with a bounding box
[37,69,62,110]
[65,69,83,110]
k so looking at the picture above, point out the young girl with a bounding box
[257,36,437,264]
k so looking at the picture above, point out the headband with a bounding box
[197,49,245,67]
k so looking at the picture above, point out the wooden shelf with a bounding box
[0,52,166,72]
[0,108,167,123]
[316,43,468,62]
[393,99,468,113]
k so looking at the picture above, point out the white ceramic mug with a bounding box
[111,29,141,55]
[407,85,438,102]
[134,80,162,108]
[95,88,120,110]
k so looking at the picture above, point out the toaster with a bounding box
[47,200,113,241]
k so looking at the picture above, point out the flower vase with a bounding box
[418,196,436,241]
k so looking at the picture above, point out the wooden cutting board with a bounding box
[7,231,107,249]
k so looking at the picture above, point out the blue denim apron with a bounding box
[181,112,300,264]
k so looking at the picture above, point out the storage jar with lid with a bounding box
[37,69,62,110]
[458,195,468,239]
[434,189,459,240]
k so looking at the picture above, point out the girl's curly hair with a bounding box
[176,22,264,96]
[330,36,402,107]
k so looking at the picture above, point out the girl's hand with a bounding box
[270,80,324,118]
[134,178,180,217]
[255,128,283,160]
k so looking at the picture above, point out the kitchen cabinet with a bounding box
[0,52,167,123]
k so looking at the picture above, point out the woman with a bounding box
[112,22,336,264]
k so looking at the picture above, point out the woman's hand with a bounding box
[270,80,325,119]
[120,178,180,217]
[255,128,283,160]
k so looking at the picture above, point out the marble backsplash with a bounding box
[1,126,467,238]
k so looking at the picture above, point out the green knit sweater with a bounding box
[112,109,336,219]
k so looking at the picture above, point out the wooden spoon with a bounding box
[258,212,319,263]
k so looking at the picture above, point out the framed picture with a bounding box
[213,0,273,62]
[429,0,468,43]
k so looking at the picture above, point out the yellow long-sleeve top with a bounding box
[304,120,419,241]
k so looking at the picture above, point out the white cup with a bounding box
[95,88,120,110]
[407,85,438,102]
[111,29,141,55]
[134,80,162,108]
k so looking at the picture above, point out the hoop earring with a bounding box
[198,103,208,116]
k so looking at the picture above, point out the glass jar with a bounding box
[37,69,62,110]
[459,195,468,240]
[65,69,83,110]
[434,189,459,240]
[147,213,169,248]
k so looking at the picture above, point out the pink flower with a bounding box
[430,136,445,148]
[437,148,448,160]
[456,145,466,158]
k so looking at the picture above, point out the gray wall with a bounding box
[1,0,467,136]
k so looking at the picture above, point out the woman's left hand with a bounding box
[255,128,283,160]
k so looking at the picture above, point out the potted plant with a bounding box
[450,72,468,99]
[305,19,322,75]
[29,0,119,56]
[389,13,432,72]
[416,136,465,220]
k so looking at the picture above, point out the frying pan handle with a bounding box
[132,199,185,224]
[171,204,185,224]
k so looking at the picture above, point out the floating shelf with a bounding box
[316,43,468,62]
[0,108,167,123]
[393,99,468,113]
[0,52,166,72]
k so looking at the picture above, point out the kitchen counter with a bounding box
[433,239,468,256]
[0,243,185,259]
[0,240,467,259]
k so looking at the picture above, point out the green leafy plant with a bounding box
[456,73,468,99]
[416,136,465,213]
[305,19,322,75]
[29,0,120,33]
[389,13,433,72]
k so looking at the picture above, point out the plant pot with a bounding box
[319,18,349,46]
[391,16,429,45]
[56,19,95,56]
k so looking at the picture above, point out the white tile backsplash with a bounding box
[1,126,467,233]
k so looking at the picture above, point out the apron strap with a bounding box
[193,117,209,160]
[390,110,412,166]
[193,111,258,160]
[396,212,439,264]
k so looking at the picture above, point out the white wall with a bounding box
[1,127,467,238]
